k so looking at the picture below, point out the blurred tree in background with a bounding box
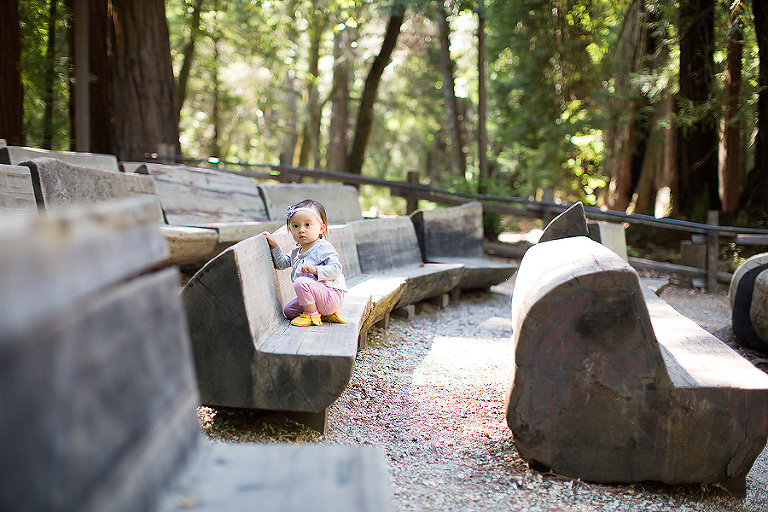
[5,0,768,224]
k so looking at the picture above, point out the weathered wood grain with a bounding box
[0,164,36,210]
[751,269,768,348]
[259,183,364,223]
[730,252,768,351]
[350,216,464,306]
[182,233,367,413]
[23,157,164,219]
[159,225,219,267]
[536,201,588,243]
[587,220,628,260]
[410,202,516,289]
[507,236,768,495]
[0,145,120,172]
[137,163,270,225]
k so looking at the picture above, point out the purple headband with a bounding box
[285,206,324,224]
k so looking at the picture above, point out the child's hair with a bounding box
[285,199,328,237]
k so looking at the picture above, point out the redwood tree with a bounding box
[0,0,24,145]
[676,0,720,221]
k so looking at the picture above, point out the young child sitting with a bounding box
[260,199,347,327]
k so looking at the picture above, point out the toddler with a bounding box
[261,199,347,327]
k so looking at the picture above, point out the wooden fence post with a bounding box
[541,188,555,227]
[406,171,419,214]
[706,210,719,293]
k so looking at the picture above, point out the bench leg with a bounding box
[450,288,461,302]
[358,328,368,351]
[428,293,450,309]
[392,304,416,320]
[284,409,328,434]
[374,311,391,330]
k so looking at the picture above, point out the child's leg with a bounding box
[293,277,346,315]
[283,298,303,319]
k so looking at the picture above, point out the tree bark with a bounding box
[477,0,489,193]
[43,0,58,149]
[720,12,743,215]
[435,1,465,177]
[0,0,24,145]
[296,10,325,169]
[346,3,405,176]
[280,0,300,167]
[676,0,719,221]
[109,0,180,160]
[327,27,351,174]
[176,0,204,117]
[740,0,768,220]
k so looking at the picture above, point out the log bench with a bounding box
[0,144,120,172]
[730,252,768,352]
[506,235,768,495]
[0,163,36,211]
[181,232,372,432]
[409,202,517,291]
[348,216,465,315]
[259,182,365,223]
[0,197,390,512]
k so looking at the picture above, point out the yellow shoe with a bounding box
[291,312,322,327]
[322,311,347,324]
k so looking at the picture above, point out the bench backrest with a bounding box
[348,217,423,273]
[410,202,484,260]
[0,197,199,512]
[259,183,364,223]
[0,164,37,211]
[137,164,270,225]
[22,157,164,221]
[0,145,120,173]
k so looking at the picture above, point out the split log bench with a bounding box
[0,197,390,512]
[137,163,282,261]
[730,253,768,352]
[506,234,768,495]
[409,202,517,291]
[348,216,465,315]
[0,144,120,172]
[259,182,365,223]
[0,163,37,211]
[181,232,372,432]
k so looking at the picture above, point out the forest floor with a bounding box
[198,265,768,512]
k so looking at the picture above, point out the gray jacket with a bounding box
[270,238,347,291]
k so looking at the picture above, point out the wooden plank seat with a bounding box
[181,232,371,432]
[0,163,36,211]
[409,202,517,290]
[259,183,365,223]
[136,163,282,246]
[0,144,120,172]
[0,197,390,512]
[730,252,768,352]
[506,235,768,495]
[11,157,227,268]
[348,216,464,312]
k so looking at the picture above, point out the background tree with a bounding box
[0,0,24,145]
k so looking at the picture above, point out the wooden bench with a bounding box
[137,163,282,247]
[506,235,768,495]
[181,232,372,432]
[409,202,517,291]
[0,197,390,512]
[348,216,465,314]
[0,163,36,211]
[259,183,365,223]
[730,252,768,352]
[0,144,120,172]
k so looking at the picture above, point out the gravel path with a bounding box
[200,277,768,512]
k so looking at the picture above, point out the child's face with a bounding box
[288,210,326,248]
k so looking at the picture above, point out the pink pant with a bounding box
[283,276,346,319]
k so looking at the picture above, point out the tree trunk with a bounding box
[296,11,324,169]
[477,0,489,194]
[0,0,24,145]
[176,0,204,117]
[327,27,351,174]
[435,1,465,177]
[676,0,719,221]
[720,12,743,215]
[740,0,768,220]
[346,3,405,176]
[109,0,180,160]
[210,36,221,159]
[280,0,300,167]
[43,0,58,149]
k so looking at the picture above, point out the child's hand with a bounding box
[301,263,317,276]
[260,231,278,249]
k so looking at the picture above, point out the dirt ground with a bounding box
[199,275,768,512]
